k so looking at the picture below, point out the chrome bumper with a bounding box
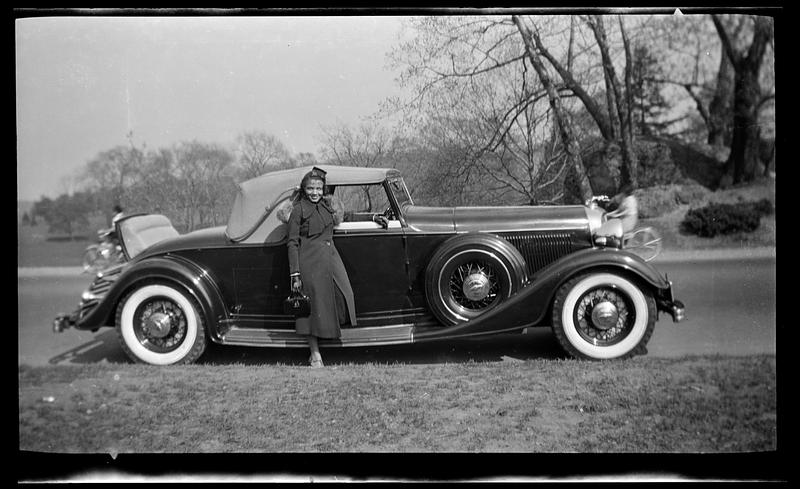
[53,312,77,333]
[665,300,685,323]
[657,276,685,323]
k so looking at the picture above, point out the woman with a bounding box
[286,167,357,367]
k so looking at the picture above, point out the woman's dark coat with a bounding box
[287,197,357,338]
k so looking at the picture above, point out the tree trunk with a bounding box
[707,45,735,147]
[728,67,762,183]
[713,15,773,184]
[588,15,638,187]
[619,15,635,142]
[513,16,593,201]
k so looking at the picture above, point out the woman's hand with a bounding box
[373,214,389,229]
[291,276,302,292]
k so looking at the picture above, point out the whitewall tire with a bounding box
[115,283,207,365]
[551,272,655,360]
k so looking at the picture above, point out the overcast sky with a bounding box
[16,15,407,201]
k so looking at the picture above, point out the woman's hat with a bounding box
[307,166,327,181]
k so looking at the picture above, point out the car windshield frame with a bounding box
[387,176,413,210]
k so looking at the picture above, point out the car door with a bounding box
[331,182,412,327]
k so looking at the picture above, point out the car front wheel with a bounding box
[551,272,655,360]
[115,283,207,365]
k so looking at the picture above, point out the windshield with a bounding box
[388,176,413,209]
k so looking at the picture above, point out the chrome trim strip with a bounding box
[221,324,416,348]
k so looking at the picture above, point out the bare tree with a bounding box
[236,131,291,179]
[712,14,773,184]
[172,141,236,231]
[320,121,401,209]
[513,15,593,201]
[586,14,637,186]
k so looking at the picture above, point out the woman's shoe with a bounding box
[310,358,324,368]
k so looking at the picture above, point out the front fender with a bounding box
[414,247,671,341]
[75,255,229,341]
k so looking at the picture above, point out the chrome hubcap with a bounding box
[575,286,633,346]
[134,298,188,352]
[590,301,619,330]
[144,312,172,338]
[462,272,491,301]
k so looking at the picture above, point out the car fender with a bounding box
[414,247,670,342]
[77,255,229,341]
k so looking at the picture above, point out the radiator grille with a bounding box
[499,232,576,276]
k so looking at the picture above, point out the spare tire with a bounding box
[424,233,527,325]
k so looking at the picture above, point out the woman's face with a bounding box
[304,178,324,203]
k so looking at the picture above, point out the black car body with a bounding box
[54,165,684,365]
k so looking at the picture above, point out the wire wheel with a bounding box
[116,283,206,365]
[424,234,526,325]
[573,286,634,347]
[624,227,662,262]
[437,250,513,322]
[131,297,189,354]
[551,272,656,360]
[448,260,502,312]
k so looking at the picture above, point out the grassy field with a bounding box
[19,355,776,454]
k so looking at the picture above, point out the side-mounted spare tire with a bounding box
[424,233,527,325]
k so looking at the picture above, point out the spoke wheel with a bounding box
[424,234,526,325]
[573,286,635,347]
[116,283,206,365]
[552,272,655,360]
[443,256,504,319]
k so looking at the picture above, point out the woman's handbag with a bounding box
[283,290,311,318]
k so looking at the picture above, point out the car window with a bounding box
[334,184,392,216]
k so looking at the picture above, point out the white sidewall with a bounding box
[561,273,648,359]
[119,284,199,365]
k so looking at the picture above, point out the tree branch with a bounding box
[712,14,739,66]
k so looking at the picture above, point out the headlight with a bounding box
[585,206,605,234]
[592,217,623,248]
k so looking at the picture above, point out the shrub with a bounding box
[681,200,770,238]
[746,198,774,216]
[637,184,710,219]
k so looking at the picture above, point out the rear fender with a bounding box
[414,247,670,341]
[77,256,229,341]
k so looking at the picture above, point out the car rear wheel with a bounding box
[425,234,526,325]
[115,283,207,365]
[551,272,655,360]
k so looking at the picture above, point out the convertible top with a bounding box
[226,165,399,242]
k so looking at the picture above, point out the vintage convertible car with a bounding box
[53,165,684,365]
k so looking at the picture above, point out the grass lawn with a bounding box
[17,222,94,268]
[19,355,776,454]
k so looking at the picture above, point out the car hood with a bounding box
[403,205,590,233]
